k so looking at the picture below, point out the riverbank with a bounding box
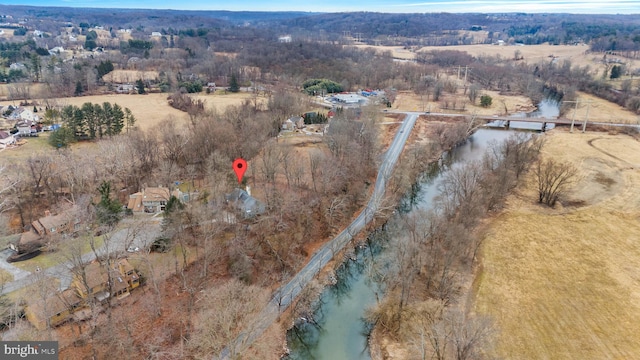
[367,128,542,359]
[283,117,474,359]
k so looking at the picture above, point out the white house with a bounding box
[151,32,162,37]
[9,63,26,72]
[16,120,37,136]
[282,118,295,131]
[48,46,64,55]
[278,35,292,43]
[0,131,16,148]
[10,107,39,122]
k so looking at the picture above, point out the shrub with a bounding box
[480,95,493,107]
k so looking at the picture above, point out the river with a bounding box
[486,98,560,131]
[285,128,519,360]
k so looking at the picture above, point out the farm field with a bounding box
[473,129,640,359]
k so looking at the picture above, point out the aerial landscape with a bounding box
[0,1,639,359]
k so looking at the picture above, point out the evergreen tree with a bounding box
[96,181,122,226]
[229,73,240,93]
[480,94,493,107]
[136,78,145,94]
[610,65,623,79]
[110,103,125,135]
[74,81,83,96]
[48,126,75,148]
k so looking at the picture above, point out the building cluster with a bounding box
[26,258,141,330]
[0,106,48,149]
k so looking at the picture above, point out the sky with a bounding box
[1,0,639,14]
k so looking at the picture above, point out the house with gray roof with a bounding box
[225,188,265,218]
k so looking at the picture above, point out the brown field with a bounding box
[474,129,640,359]
[191,92,267,113]
[572,91,639,124]
[41,92,261,131]
[359,43,639,80]
[392,88,638,124]
[392,89,535,116]
[103,70,160,83]
[43,93,189,131]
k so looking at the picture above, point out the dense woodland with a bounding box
[0,5,639,359]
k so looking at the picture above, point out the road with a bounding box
[0,218,161,296]
[218,112,419,359]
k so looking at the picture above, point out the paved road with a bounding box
[218,113,419,359]
[0,218,161,296]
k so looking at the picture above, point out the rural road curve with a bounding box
[218,112,419,359]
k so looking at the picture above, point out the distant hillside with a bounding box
[0,5,318,28]
[275,12,640,46]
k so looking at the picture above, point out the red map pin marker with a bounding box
[233,158,247,184]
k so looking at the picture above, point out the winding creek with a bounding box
[285,128,514,359]
[285,100,560,360]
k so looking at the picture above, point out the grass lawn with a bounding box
[12,235,105,272]
[0,268,14,286]
[0,133,51,164]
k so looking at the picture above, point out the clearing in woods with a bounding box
[473,129,640,359]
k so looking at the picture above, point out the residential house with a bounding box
[115,84,135,93]
[11,107,39,122]
[225,188,265,218]
[278,35,292,43]
[9,62,26,72]
[282,118,295,131]
[127,186,184,213]
[72,259,140,302]
[15,120,38,136]
[26,259,139,330]
[151,32,162,37]
[32,206,82,236]
[13,204,82,254]
[0,130,16,148]
[286,116,305,130]
[48,46,64,55]
[117,258,141,290]
[25,289,83,330]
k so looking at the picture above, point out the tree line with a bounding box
[368,133,545,359]
[48,102,135,147]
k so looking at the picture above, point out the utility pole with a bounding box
[464,66,469,87]
[568,100,579,133]
[582,100,591,133]
[564,99,592,133]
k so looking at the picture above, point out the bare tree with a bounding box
[187,279,270,358]
[534,158,578,207]
[0,165,17,213]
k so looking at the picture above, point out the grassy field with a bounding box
[360,43,638,73]
[392,87,639,124]
[473,129,640,359]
